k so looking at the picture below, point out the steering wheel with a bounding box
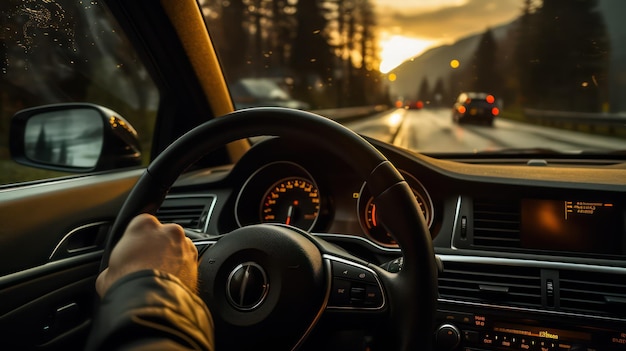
[102,107,438,350]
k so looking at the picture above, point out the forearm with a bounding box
[86,270,214,351]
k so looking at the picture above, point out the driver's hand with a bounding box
[96,213,199,297]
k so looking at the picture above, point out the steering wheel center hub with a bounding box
[197,224,327,349]
[226,261,269,311]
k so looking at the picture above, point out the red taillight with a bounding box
[486,95,495,104]
[416,100,424,109]
[458,106,466,114]
[491,107,500,116]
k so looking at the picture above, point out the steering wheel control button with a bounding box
[331,261,377,283]
[330,278,351,305]
[328,260,384,308]
[364,285,383,306]
[350,285,366,300]
[226,262,269,311]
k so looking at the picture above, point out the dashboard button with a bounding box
[439,310,473,325]
[481,333,495,346]
[463,330,479,343]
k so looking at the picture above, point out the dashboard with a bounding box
[158,136,626,351]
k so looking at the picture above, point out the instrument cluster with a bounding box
[234,160,434,247]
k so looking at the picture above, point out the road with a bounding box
[344,108,625,154]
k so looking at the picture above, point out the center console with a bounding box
[435,304,626,351]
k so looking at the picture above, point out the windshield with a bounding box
[200,0,625,156]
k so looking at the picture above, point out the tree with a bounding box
[432,77,447,107]
[269,0,297,69]
[512,0,539,106]
[216,0,249,79]
[200,0,385,108]
[525,0,610,111]
[354,0,383,106]
[291,0,333,83]
[358,0,377,72]
[471,28,500,95]
[34,125,53,163]
[417,77,431,103]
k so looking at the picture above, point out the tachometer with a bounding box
[260,177,320,231]
[359,171,433,247]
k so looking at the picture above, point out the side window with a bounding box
[0,0,159,185]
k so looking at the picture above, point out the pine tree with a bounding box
[527,0,610,111]
[471,28,500,95]
[417,77,431,104]
[291,0,334,89]
[432,77,447,107]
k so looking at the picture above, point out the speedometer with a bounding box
[260,177,320,231]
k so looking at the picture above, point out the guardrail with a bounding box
[524,108,626,135]
[312,105,389,122]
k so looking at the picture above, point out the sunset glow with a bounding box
[379,35,437,74]
[374,0,521,74]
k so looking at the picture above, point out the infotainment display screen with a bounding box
[520,199,624,255]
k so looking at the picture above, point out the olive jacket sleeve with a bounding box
[85,270,215,351]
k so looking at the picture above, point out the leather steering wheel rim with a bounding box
[102,107,438,350]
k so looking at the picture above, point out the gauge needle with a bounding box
[371,204,377,227]
[286,205,293,225]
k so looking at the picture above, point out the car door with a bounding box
[0,1,160,349]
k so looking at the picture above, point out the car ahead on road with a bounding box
[1,1,626,351]
[452,92,500,126]
[404,99,424,110]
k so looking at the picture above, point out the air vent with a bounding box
[473,199,521,248]
[156,195,215,231]
[438,261,541,308]
[559,270,626,318]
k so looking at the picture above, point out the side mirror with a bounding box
[10,103,142,172]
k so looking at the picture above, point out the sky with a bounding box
[375,0,523,73]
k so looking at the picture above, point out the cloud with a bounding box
[376,0,522,43]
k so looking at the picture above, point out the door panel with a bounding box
[0,169,142,349]
[0,260,99,349]
[0,169,142,276]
